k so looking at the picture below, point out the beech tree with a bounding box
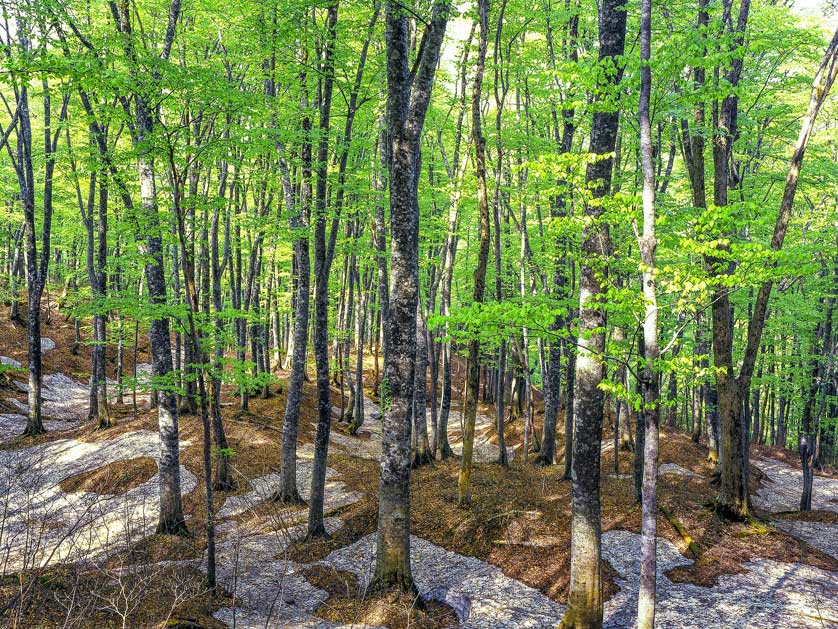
[636,0,660,621]
[372,0,449,592]
[1,0,837,619]
[458,0,491,507]
[559,0,627,624]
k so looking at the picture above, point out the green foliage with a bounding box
[0,0,835,458]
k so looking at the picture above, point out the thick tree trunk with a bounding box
[372,0,448,593]
[706,0,751,521]
[559,0,626,623]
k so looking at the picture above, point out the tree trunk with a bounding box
[458,0,490,507]
[372,0,448,593]
[706,0,751,521]
[538,4,578,469]
[412,305,432,466]
[559,0,627,623]
[636,0,660,621]
[275,56,313,504]
[307,0,339,538]
[112,0,189,536]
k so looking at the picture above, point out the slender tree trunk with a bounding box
[112,0,189,536]
[491,0,510,469]
[275,56,313,503]
[209,154,234,491]
[173,177,217,589]
[435,27,473,459]
[563,343,576,480]
[538,3,578,468]
[371,126,390,410]
[13,76,65,436]
[412,305,432,466]
[458,0,490,507]
[92,176,111,429]
[308,0,339,538]
[636,0,660,621]
[354,270,368,430]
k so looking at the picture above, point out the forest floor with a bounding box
[0,308,836,628]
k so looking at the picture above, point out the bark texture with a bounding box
[559,0,626,624]
[372,0,449,592]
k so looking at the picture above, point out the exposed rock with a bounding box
[749,455,838,566]
[771,519,838,560]
[211,518,367,629]
[4,366,836,629]
[328,430,380,460]
[752,456,838,514]
[12,373,91,420]
[216,463,360,521]
[434,409,516,464]
[41,337,56,352]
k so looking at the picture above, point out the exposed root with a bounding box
[712,498,750,523]
[532,453,553,468]
[305,524,331,541]
[22,423,46,437]
[437,442,457,460]
[156,518,192,538]
[270,487,307,506]
[411,450,434,468]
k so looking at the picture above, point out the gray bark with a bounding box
[559,0,627,623]
[372,0,449,592]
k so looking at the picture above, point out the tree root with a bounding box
[156,518,191,538]
[532,453,553,467]
[270,487,306,506]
